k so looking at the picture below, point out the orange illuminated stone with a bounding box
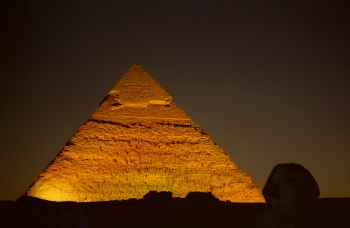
[25,64,265,202]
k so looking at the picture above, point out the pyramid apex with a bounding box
[109,64,172,107]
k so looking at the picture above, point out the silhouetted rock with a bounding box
[0,201,17,227]
[143,191,173,201]
[186,192,219,203]
[262,163,320,207]
[3,195,350,228]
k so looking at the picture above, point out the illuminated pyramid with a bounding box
[25,64,265,202]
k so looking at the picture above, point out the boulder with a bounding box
[143,191,173,201]
[262,163,320,207]
[186,192,219,203]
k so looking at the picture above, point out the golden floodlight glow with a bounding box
[31,182,72,202]
[25,64,265,202]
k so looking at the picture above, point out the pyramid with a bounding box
[25,64,265,202]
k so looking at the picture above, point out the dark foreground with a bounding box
[1,192,349,228]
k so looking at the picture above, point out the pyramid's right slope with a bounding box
[26,64,265,202]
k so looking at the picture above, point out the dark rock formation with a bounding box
[2,193,350,227]
[186,191,219,202]
[11,194,264,228]
[143,191,173,201]
[258,164,350,227]
[262,163,320,207]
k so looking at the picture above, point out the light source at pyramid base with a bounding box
[25,64,265,203]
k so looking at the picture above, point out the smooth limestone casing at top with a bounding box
[25,64,265,202]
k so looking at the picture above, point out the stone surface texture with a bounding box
[262,163,320,207]
[25,64,265,202]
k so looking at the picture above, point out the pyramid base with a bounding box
[2,195,349,228]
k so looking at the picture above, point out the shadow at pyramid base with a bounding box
[1,193,350,228]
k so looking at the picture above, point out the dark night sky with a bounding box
[1,0,349,200]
